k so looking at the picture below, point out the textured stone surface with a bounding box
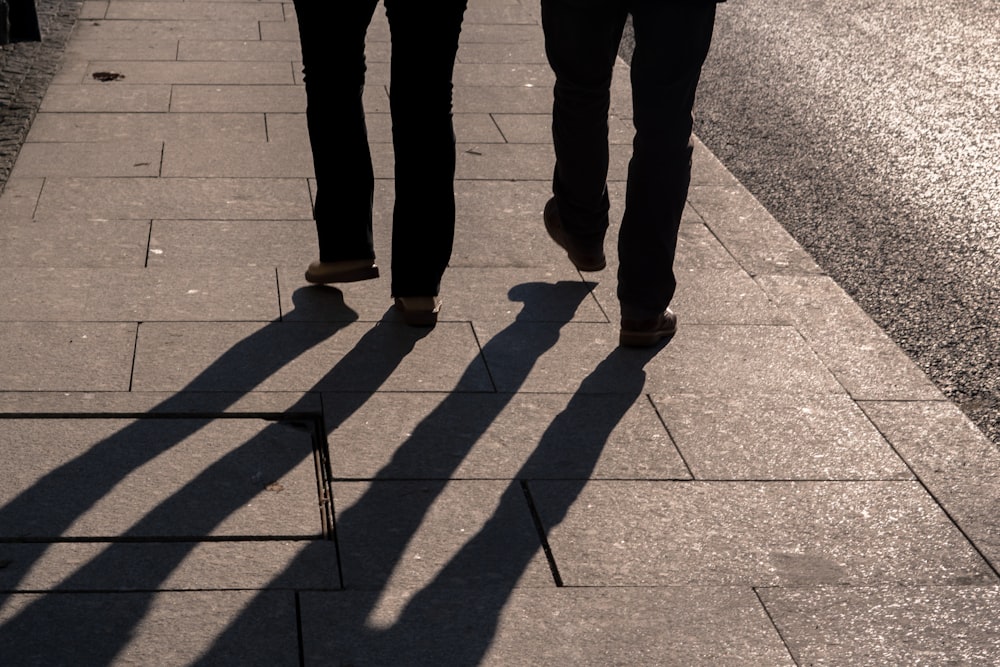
[301,587,795,666]
[531,481,995,586]
[0,591,300,666]
[760,274,945,400]
[0,267,279,321]
[655,394,912,480]
[0,322,136,391]
[331,480,553,589]
[131,321,493,392]
[476,322,844,395]
[0,219,150,267]
[323,391,689,480]
[861,400,1000,570]
[760,586,1000,665]
[0,540,339,591]
[0,418,321,538]
[33,177,312,220]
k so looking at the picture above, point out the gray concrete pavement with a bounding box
[1,0,999,664]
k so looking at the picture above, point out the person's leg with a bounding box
[617,0,717,319]
[383,0,468,298]
[292,0,379,264]
[541,0,628,243]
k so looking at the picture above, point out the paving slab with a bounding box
[0,417,321,539]
[0,267,278,321]
[71,19,264,41]
[0,540,339,592]
[61,37,180,62]
[300,587,794,666]
[760,273,945,400]
[26,112,266,143]
[177,39,303,63]
[33,177,312,220]
[476,322,845,395]
[148,219,315,268]
[39,83,172,112]
[11,141,163,178]
[0,219,149,267]
[0,591,300,667]
[105,1,284,22]
[530,480,997,586]
[331,480,553,589]
[168,83,308,113]
[0,178,44,219]
[689,184,824,277]
[0,322,136,391]
[80,60,294,85]
[759,586,1000,665]
[0,390,321,416]
[323,391,688,480]
[161,139,311,178]
[131,321,493,393]
[653,394,912,480]
[861,400,1000,570]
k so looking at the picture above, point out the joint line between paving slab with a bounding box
[295,591,307,667]
[520,480,563,587]
[752,587,800,666]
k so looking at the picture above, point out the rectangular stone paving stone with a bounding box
[300,587,795,666]
[81,60,294,85]
[688,184,824,277]
[161,139,312,178]
[760,274,945,400]
[0,591,299,667]
[0,322,136,391]
[475,323,845,395]
[177,39,304,62]
[530,481,995,587]
[653,395,912,480]
[0,540,339,592]
[861,400,1000,570]
[105,2,284,21]
[148,219,315,268]
[33,177,312,220]
[0,268,278,322]
[71,19,264,41]
[169,84,306,113]
[0,418,322,539]
[331,480,554,589]
[759,586,1000,665]
[12,141,163,178]
[0,219,149,267]
[39,83,172,112]
[322,391,689,480]
[62,37,180,62]
[131,321,493,393]
[26,112,266,143]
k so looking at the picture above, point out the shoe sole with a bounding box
[619,324,678,348]
[394,299,440,327]
[304,265,380,285]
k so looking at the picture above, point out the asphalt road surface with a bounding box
[624,1,1000,448]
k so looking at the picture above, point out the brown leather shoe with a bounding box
[305,259,379,284]
[543,197,606,272]
[619,308,677,347]
[394,296,442,327]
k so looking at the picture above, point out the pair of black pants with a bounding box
[541,0,717,318]
[291,0,467,297]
